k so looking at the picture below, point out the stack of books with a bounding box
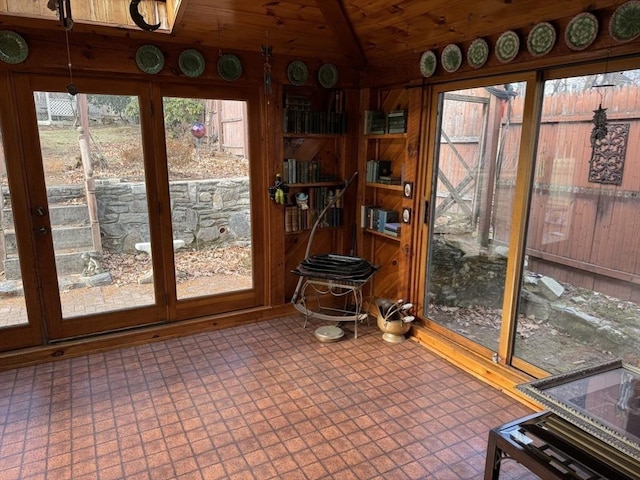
[383,222,401,237]
[283,94,347,134]
[386,110,407,133]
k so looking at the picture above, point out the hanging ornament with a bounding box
[262,44,273,96]
[590,104,608,148]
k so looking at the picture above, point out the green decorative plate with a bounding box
[287,60,308,86]
[527,22,557,57]
[179,49,205,78]
[467,38,489,69]
[610,0,640,42]
[217,54,242,81]
[565,12,599,50]
[495,30,520,63]
[419,50,437,77]
[318,63,338,88]
[135,45,164,74]
[0,30,28,64]
[441,44,462,73]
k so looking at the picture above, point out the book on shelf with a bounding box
[365,160,393,183]
[378,175,401,185]
[360,206,399,232]
[364,110,386,135]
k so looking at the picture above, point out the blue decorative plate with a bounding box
[287,60,308,86]
[527,22,556,57]
[318,63,338,88]
[0,30,28,64]
[495,30,520,63]
[135,45,164,74]
[467,38,489,69]
[441,44,462,73]
[217,54,242,81]
[565,12,599,50]
[419,50,437,77]
[179,49,205,78]
[610,0,640,42]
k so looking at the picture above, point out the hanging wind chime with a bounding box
[262,44,273,96]
[590,103,608,148]
[47,0,77,95]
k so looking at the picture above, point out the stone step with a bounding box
[3,225,94,255]
[3,251,99,280]
[2,204,89,229]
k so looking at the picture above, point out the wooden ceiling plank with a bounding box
[315,0,367,69]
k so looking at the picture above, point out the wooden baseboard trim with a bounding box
[409,324,543,411]
[0,304,296,371]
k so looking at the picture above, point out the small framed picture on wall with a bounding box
[403,181,413,199]
[402,207,412,224]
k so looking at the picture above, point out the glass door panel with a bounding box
[35,92,155,319]
[514,70,640,374]
[163,97,252,300]
[0,120,29,328]
[425,83,527,352]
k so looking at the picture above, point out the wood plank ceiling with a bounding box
[0,0,627,69]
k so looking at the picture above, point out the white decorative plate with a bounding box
[610,0,640,42]
[467,38,489,69]
[179,49,205,78]
[0,30,28,64]
[318,63,338,88]
[441,44,462,73]
[565,12,599,50]
[527,22,557,57]
[135,45,164,74]
[287,60,308,86]
[419,50,437,77]
[495,30,520,63]
[217,54,242,81]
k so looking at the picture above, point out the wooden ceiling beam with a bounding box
[316,0,367,69]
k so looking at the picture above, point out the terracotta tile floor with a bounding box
[0,316,541,479]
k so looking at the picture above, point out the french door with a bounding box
[0,74,264,351]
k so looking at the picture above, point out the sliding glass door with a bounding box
[421,64,640,377]
[513,68,640,374]
[424,80,528,353]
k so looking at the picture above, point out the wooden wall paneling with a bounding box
[402,85,425,305]
[270,83,286,305]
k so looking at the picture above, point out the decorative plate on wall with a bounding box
[565,12,599,50]
[441,44,462,73]
[287,60,309,86]
[179,49,205,77]
[495,30,520,63]
[318,63,338,88]
[419,50,437,77]
[135,45,164,74]
[610,0,640,42]
[0,30,28,64]
[217,54,242,81]
[467,38,489,69]
[527,22,557,57]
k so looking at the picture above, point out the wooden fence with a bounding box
[438,84,640,302]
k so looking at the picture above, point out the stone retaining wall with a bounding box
[96,178,251,253]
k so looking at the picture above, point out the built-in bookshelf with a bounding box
[357,88,414,301]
